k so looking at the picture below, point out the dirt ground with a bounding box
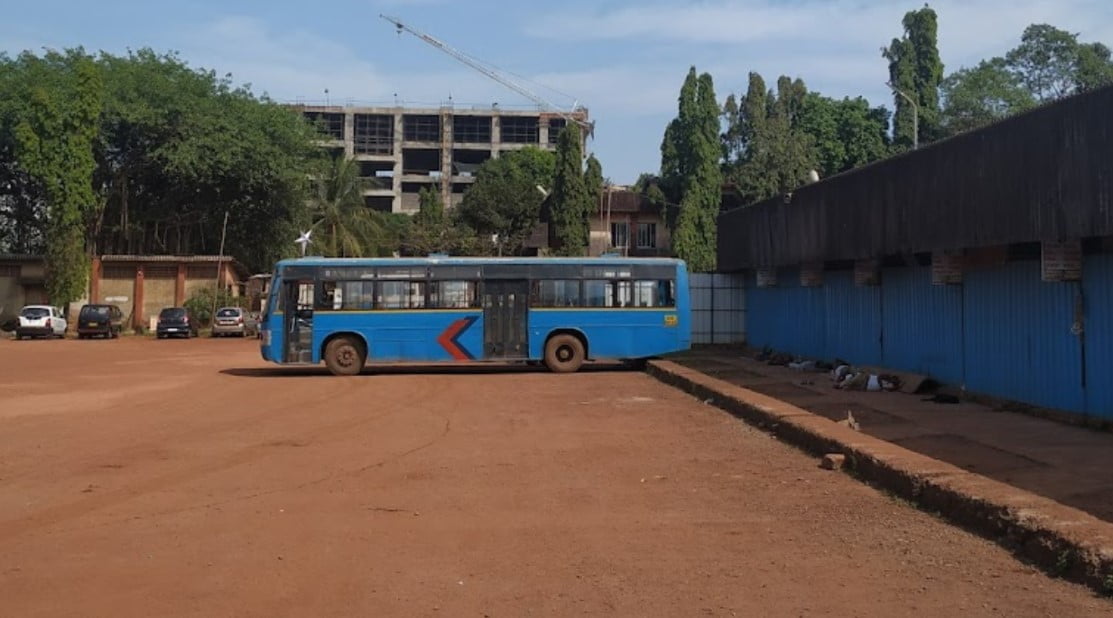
[0,337,1107,616]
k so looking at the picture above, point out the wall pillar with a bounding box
[90,256,102,303]
[133,265,145,330]
[175,263,186,305]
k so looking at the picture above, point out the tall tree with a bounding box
[722,73,817,205]
[1006,24,1113,100]
[10,50,102,307]
[306,156,386,257]
[940,58,1035,134]
[583,153,603,215]
[797,94,891,179]
[665,69,721,272]
[883,6,944,148]
[548,123,591,256]
[414,186,443,227]
[456,147,554,255]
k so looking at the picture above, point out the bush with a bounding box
[184,287,245,327]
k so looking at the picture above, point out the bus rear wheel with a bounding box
[324,336,366,376]
[544,334,585,374]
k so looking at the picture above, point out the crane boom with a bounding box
[380,14,593,138]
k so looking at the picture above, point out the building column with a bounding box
[133,265,145,330]
[344,112,355,157]
[491,114,501,159]
[175,263,186,305]
[392,111,404,213]
[90,256,102,303]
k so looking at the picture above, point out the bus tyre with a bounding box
[544,334,585,374]
[325,336,365,376]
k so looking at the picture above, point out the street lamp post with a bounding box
[886,82,919,149]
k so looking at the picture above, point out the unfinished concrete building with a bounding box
[296,105,589,215]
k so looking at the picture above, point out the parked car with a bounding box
[15,305,67,340]
[211,307,257,338]
[76,304,124,339]
[156,307,198,339]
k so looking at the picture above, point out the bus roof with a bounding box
[276,256,686,269]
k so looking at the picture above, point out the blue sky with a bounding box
[3,0,1112,183]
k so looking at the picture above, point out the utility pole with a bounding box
[886,82,919,149]
[210,210,229,328]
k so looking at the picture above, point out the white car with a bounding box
[15,305,67,340]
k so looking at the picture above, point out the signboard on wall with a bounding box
[756,268,777,288]
[931,250,964,285]
[1042,240,1082,282]
[799,263,823,287]
[854,259,879,286]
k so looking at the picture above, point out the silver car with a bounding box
[211,307,257,338]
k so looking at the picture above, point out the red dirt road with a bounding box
[0,337,1106,616]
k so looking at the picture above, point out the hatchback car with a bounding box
[211,307,257,338]
[156,307,198,339]
[15,305,67,339]
[77,304,124,339]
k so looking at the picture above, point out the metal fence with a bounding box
[689,273,746,344]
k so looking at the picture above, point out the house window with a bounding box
[637,223,657,249]
[610,222,629,249]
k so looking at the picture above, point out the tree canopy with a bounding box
[883,6,945,148]
[548,124,592,256]
[0,48,321,279]
[455,147,555,256]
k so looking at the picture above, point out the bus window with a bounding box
[616,281,632,307]
[378,281,426,310]
[583,280,614,307]
[431,281,477,309]
[340,281,374,310]
[533,280,580,307]
[319,281,339,310]
[633,280,676,307]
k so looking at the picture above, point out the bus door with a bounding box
[482,280,528,359]
[283,280,315,363]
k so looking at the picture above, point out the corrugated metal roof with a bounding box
[718,84,1113,270]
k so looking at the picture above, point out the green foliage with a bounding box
[584,154,604,213]
[414,186,444,227]
[402,188,486,256]
[1006,24,1113,101]
[456,147,554,255]
[797,94,890,179]
[723,73,818,205]
[9,50,102,306]
[307,156,389,257]
[549,123,591,256]
[183,286,244,327]
[940,58,1035,134]
[883,6,945,148]
[0,48,318,274]
[939,24,1113,136]
[662,68,721,272]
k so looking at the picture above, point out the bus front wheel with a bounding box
[324,336,366,376]
[544,334,585,374]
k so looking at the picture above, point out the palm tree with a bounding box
[307,157,385,257]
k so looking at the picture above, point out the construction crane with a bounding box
[380,14,595,139]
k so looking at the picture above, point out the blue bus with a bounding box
[259,256,691,375]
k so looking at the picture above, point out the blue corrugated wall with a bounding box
[881,266,964,385]
[963,262,1085,413]
[745,256,1113,419]
[1084,255,1113,414]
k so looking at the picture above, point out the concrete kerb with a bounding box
[646,359,1113,595]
